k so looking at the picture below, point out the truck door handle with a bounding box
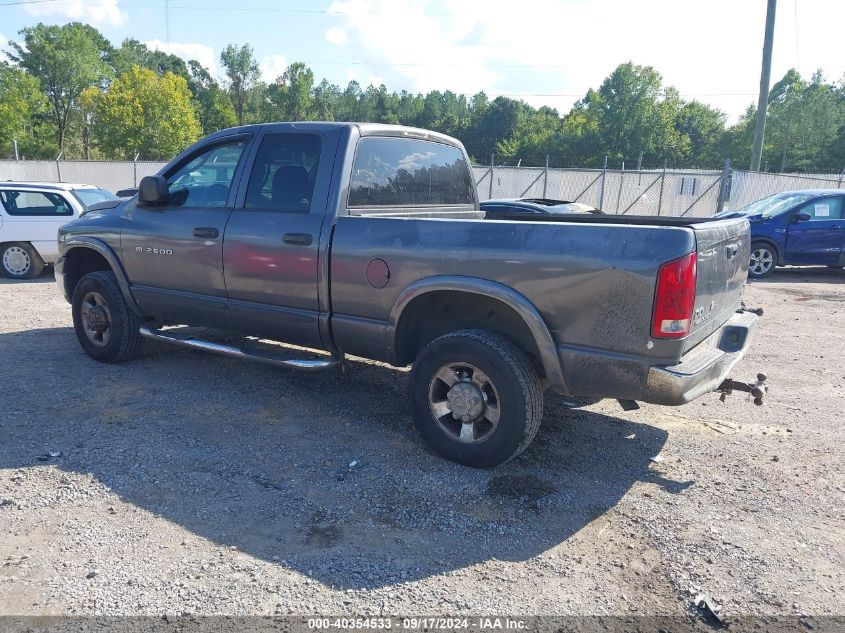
[193,227,219,239]
[282,233,313,246]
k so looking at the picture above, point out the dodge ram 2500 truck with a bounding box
[56,122,762,467]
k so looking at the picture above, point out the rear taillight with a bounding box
[651,252,697,339]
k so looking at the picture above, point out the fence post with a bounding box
[717,159,731,214]
[598,155,608,210]
[489,153,494,199]
[657,159,667,216]
[615,161,625,212]
[838,166,844,189]
[12,139,19,161]
[133,153,140,186]
[543,154,549,198]
[55,151,63,182]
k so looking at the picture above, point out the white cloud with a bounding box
[260,54,288,83]
[23,0,127,27]
[325,27,349,46]
[144,39,218,77]
[326,0,845,121]
[327,0,501,96]
[0,34,8,62]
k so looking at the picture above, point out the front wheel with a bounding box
[408,329,543,468]
[748,242,776,279]
[1,243,45,279]
[71,271,143,363]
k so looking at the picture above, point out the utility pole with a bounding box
[165,0,170,43]
[750,0,777,172]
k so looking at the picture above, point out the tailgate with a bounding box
[684,218,750,352]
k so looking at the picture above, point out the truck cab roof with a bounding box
[199,121,464,149]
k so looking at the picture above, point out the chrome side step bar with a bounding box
[139,326,343,371]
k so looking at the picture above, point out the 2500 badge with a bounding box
[135,246,173,256]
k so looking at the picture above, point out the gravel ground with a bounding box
[0,268,843,622]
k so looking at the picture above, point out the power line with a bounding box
[1,0,477,14]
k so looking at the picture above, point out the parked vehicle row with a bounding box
[0,182,118,279]
[715,190,845,278]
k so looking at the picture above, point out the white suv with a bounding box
[0,182,118,279]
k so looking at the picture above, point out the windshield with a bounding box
[72,188,119,208]
[740,192,814,218]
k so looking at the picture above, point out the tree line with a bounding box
[2,21,844,172]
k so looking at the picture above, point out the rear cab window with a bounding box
[0,190,73,216]
[348,137,475,209]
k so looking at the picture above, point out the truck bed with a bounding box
[330,212,750,383]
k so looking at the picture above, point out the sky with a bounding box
[1,0,844,122]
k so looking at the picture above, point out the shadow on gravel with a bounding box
[0,271,55,285]
[0,326,691,590]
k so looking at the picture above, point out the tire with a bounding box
[408,329,543,468]
[71,271,143,363]
[1,242,45,279]
[748,241,777,279]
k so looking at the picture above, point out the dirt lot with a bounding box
[0,268,843,622]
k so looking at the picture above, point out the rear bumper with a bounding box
[641,312,757,405]
[556,311,758,406]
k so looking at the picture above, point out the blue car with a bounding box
[715,189,845,278]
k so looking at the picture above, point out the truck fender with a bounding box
[386,275,568,395]
[59,237,142,315]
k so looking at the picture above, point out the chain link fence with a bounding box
[473,165,730,216]
[726,170,844,210]
[2,159,842,217]
[0,159,166,193]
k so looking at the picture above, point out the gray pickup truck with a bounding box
[56,122,762,467]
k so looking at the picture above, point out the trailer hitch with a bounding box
[737,302,764,316]
[717,373,768,405]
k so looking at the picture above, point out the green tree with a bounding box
[188,61,237,134]
[266,62,315,120]
[675,100,726,167]
[312,79,341,120]
[0,63,50,158]
[92,65,201,160]
[108,39,190,80]
[474,96,527,163]
[9,22,112,154]
[220,43,260,125]
[591,62,664,163]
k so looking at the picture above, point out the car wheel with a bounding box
[409,329,543,468]
[72,271,143,363]
[748,242,776,279]
[1,242,45,279]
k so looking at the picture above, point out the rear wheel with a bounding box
[1,243,44,279]
[71,271,143,362]
[409,329,543,468]
[748,242,776,279]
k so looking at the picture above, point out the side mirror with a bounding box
[792,212,811,223]
[138,175,168,207]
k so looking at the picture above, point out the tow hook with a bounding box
[737,302,764,316]
[717,373,768,405]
